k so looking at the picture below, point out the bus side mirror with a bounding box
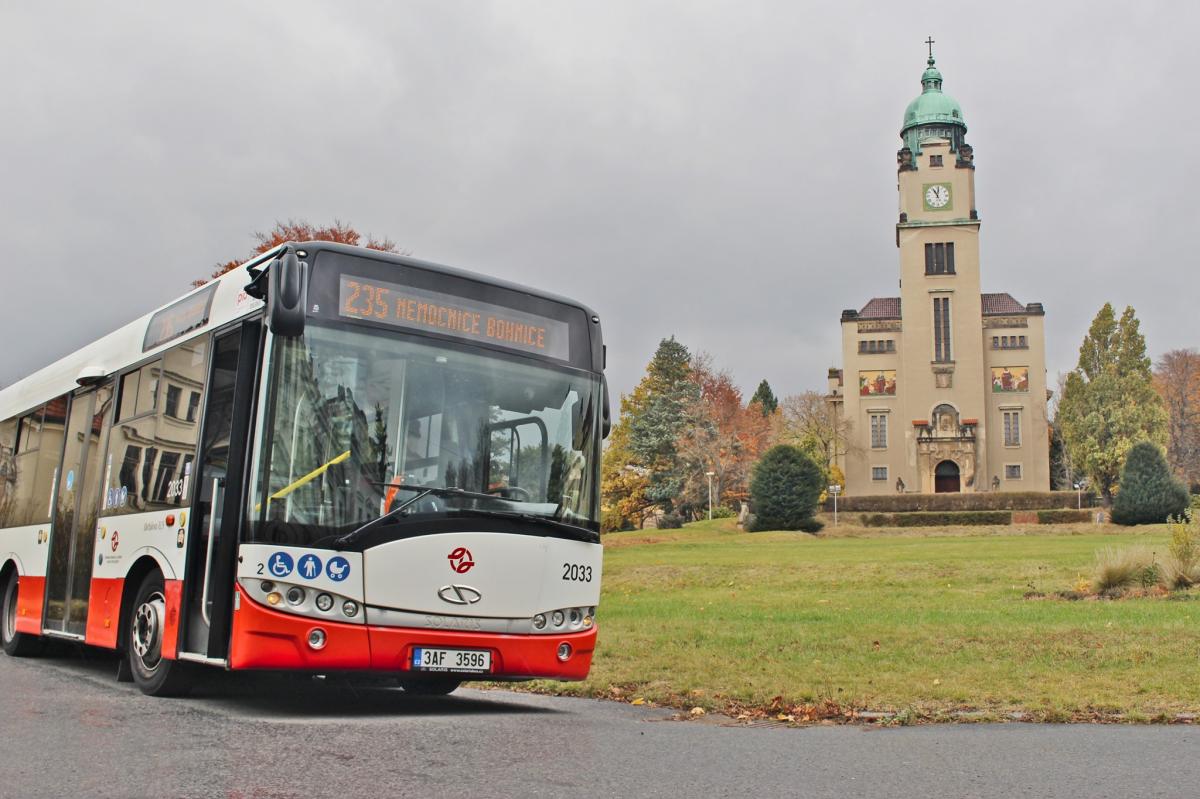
[601,378,612,440]
[266,249,308,337]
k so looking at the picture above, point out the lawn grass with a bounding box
[534,518,1200,722]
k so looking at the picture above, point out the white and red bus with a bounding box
[0,242,608,696]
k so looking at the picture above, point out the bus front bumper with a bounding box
[227,585,596,680]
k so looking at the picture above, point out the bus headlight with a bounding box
[342,600,360,618]
[307,628,327,650]
[266,592,283,606]
[551,610,565,627]
[533,613,547,630]
[315,593,334,612]
[556,642,572,661]
[568,608,582,627]
[286,587,305,606]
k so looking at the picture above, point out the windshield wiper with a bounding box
[334,483,499,547]
[443,506,598,542]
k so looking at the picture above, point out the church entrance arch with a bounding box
[934,460,961,493]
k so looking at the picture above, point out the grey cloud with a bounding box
[2,1,1196,401]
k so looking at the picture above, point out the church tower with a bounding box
[829,44,1050,495]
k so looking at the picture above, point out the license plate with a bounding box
[411,647,492,673]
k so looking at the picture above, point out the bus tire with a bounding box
[1,570,42,657]
[399,677,461,696]
[127,571,191,697]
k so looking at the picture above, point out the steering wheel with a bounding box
[487,485,532,501]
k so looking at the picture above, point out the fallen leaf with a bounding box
[933,679,941,686]
[631,698,645,706]
[690,707,706,716]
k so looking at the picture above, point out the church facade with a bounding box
[828,50,1050,495]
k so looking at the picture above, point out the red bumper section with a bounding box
[228,585,596,680]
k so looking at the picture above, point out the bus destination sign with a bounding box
[142,284,217,352]
[337,275,570,361]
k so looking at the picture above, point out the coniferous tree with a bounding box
[601,337,696,526]
[1058,304,1167,500]
[749,380,779,416]
[748,445,824,532]
[1111,442,1189,525]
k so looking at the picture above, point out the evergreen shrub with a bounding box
[1035,509,1093,524]
[748,445,823,532]
[858,511,1011,528]
[1111,442,1190,526]
[823,491,1093,514]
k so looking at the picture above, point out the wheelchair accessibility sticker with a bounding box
[268,552,294,578]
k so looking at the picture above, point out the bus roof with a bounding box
[0,243,602,421]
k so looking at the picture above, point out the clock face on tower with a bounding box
[923,182,952,211]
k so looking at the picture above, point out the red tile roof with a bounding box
[852,293,1038,321]
[858,297,901,319]
[981,293,1027,315]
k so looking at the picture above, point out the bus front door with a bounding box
[179,321,260,661]
[43,383,113,638]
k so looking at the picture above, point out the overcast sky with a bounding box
[2,1,1197,402]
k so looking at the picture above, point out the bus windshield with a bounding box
[247,322,601,546]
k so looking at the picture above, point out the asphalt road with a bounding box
[0,649,1197,799]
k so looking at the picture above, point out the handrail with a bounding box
[256,450,351,512]
[200,477,223,627]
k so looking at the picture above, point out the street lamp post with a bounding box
[829,484,841,526]
[1073,480,1087,510]
[706,471,715,520]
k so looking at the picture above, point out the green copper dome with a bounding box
[900,55,966,154]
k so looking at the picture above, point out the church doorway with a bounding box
[934,460,961,493]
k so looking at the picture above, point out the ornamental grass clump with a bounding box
[1091,547,1159,594]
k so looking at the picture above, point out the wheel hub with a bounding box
[132,592,166,669]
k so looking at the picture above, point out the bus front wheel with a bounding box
[127,572,191,697]
[1,570,42,657]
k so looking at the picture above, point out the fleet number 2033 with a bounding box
[562,563,593,582]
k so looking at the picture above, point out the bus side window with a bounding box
[117,370,140,421]
[0,400,63,527]
[0,417,17,526]
[102,341,208,516]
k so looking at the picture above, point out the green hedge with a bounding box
[1035,509,1094,524]
[826,491,1093,514]
[858,510,1013,528]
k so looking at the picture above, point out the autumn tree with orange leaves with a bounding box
[1155,348,1200,490]
[195,219,403,287]
[674,355,774,515]
[600,339,777,530]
